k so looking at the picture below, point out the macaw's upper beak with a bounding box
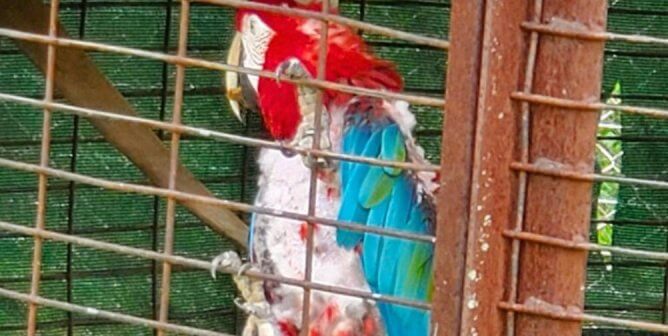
[225,31,245,123]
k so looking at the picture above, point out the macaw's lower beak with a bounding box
[225,31,245,123]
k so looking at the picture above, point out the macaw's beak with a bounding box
[225,31,245,123]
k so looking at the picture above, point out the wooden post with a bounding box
[433,0,607,335]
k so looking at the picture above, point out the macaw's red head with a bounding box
[255,22,403,141]
[226,0,401,142]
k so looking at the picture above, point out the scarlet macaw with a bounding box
[219,1,436,335]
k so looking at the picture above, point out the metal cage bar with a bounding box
[300,0,331,333]
[192,0,450,50]
[0,92,439,172]
[505,0,542,334]
[0,30,445,108]
[156,1,192,334]
[1,0,668,335]
[25,1,60,334]
[0,220,430,310]
[0,157,435,244]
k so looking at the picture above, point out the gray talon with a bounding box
[275,58,335,170]
[210,250,242,280]
[276,57,311,81]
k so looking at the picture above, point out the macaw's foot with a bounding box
[294,123,334,170]
[276,57,312,82]
[275,58,335,170]
[210,250,243,279]
[212,251,278,335]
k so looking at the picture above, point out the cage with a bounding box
[0,0,666,335]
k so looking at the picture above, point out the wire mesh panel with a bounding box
[1,0,668,335]
[585,1,668,334]
[0,0,449,335]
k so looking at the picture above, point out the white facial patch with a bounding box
[240,14,275,92]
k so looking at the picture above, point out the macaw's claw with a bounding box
[295,127,334,170]
[276,57,312,82]
[210,250,243,280]
[275,58,335,170]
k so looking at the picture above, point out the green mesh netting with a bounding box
[0,0,446,334]
[584,1,668,335]
[1,0,666,335]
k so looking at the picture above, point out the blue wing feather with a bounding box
[341,125,371,190]
[377,175,414,296]
[362,197,390,290]
[336,112,434,336]
[337,126,383,248]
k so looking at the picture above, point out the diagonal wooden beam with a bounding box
[0,0,248,248]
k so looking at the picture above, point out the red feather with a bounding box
[256,15,404,140]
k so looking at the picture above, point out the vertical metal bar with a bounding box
[26,1,60,334]
[431,0,486,335]
[454,0,533,335]
[515,1,607,335]
[300,1,330,334]
[157,0,190,334]
[505,0,543,334]
[153,1,174,332]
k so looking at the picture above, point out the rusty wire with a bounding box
[156,1,191,334]
[3,0,668,335]
[0,0,446,330]
[0,28,445,108]
[505,1,543,335]
[498,302,668,334]
[512,92,668,120]
[522,21,668,46]
[0,157,436,244]
[511,162,668,190]
[25,0,59,334]
[192,0,450,50]
[299,0,333,332]
[0,286,234,336]
[0,92,439,172]
[0,220,431,311]
[503,230,668,262]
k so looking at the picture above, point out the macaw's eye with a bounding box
[249,19,257,35]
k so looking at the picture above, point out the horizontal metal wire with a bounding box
[0,28,445,108]
[522,21,668,46]
[0,285,232,336]
[0,157,436,244]
[512,92,668,120]
[191,0,450,50]
[511,162,668,189]
[499,302,668,334]
[0,220,431,311]
[0,92,440,173]
[503,230,668,262]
